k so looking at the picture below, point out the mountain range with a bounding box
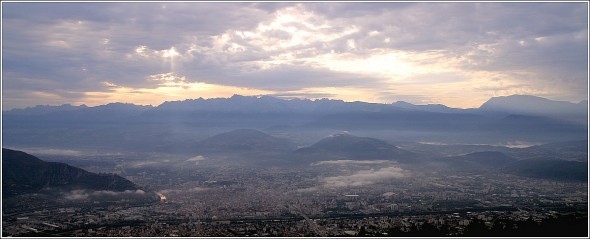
[2,94,587,152]
[5,94,587,116]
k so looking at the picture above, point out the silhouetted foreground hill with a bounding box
[2,148,139,197]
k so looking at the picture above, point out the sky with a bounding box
[2,2,588,109]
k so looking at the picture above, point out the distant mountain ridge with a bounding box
[391,101,467,114]
[478,95,587,123]
[479,95,586,112]
[4,94,586,117]
[4,104,89,115]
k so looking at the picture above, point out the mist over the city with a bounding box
[2,2,588,237]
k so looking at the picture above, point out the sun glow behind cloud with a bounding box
[86,73,273,107]
[2,2,587,109]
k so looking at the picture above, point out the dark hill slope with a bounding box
[508,140,588,161]
[447,151,518,167]
[504,159,588,181]
[439,151,518,171]
[2,148,139,197]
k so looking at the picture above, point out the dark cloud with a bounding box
[249,2,296,14]
[304,2,413,19]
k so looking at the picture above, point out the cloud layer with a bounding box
[63,189,147,200]
[320,166,407,188]
[299,166,408,192]
[3,2,587,109]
